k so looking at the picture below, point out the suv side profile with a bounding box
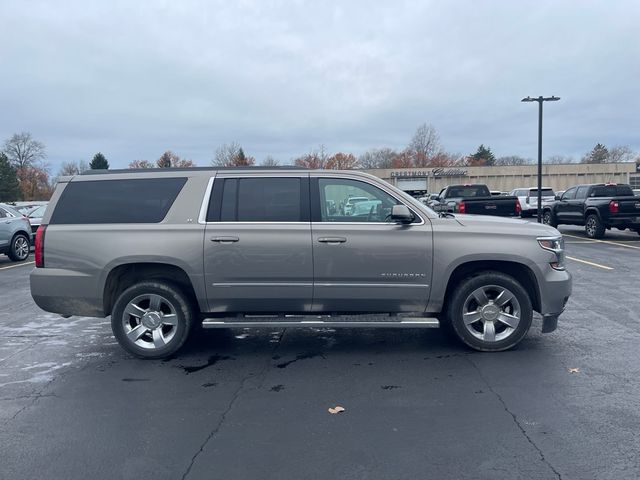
[31,168,572,359]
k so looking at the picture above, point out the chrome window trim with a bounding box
[197,172,425,226]
[198,176,215,225]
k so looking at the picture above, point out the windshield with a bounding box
[29,205,47,217]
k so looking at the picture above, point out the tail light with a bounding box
[609,200,619,214]
[516,199,522,215]
[35,225,46,268]
[458,201,466,214]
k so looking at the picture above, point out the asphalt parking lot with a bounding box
[1,226,639,480]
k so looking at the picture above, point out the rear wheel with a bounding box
[111,281,194,359]
[447,272,533,352]
[8,233,30,262]
[542,210,557,228]
[585,214,605,239]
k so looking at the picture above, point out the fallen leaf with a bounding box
[568,368,580,374]
[328,406,345,414]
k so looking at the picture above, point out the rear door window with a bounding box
[575,186,588,199]
[50,178,187,224]
[209,177,306,222]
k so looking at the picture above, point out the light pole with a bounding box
[521,95,560,223]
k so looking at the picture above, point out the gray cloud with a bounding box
[1,0,638,171]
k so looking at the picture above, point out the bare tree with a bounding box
[408,123,442,166]
[495,155,532,166]
[157,150,196,168]
[129,160,155,168]
[3,132,46,169]
[607,145,635,163]
[261,156,280,166]
[58,160,89,176]
[545,155,575,164]
[326,152,359,169]
[212,142,245,166]
[358,148,399,169]
[293,145,329,169]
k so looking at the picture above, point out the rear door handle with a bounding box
[211,236,239,243]
[318,237,347,244]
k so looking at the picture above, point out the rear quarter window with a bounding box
[590,185,634,197]
[50,178,187,224]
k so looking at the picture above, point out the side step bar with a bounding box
[202,317,440,329]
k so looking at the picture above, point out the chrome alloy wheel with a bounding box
[462,285,521,343]
[121,294,179,350]
[586,216,597,237]
[14,236,29,260]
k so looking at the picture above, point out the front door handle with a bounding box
[211,236,239,243]
[318,237,347,244]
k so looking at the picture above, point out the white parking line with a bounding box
[566,256,613,270]
[563,233,640,250]
[0,261,35,271]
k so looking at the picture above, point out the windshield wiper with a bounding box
[439,212,456,218]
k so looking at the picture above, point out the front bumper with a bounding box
[537,266,572,333]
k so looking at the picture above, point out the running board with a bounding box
[202,316,440,329]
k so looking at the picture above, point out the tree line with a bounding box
[1,126,638,202]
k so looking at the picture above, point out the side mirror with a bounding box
[555,194,561,200]
[391,205,413,224]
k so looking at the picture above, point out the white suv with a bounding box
[510,187,556,218]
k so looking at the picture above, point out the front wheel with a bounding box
[542,210,557,228]
[585,214,605,239]
[111,281,194,359]
[8,233,30,261]
[447,272,533,352]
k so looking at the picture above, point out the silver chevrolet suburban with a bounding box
[30,168,571,358]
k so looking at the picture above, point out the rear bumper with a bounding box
[30,268,105,317]
[608,216,640,228]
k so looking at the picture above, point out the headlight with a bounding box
[537,236,565,270]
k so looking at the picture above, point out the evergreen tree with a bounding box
[581,143,609,164]
[469,144,496,166]
[89,152,109,169]
[0,153,21,201]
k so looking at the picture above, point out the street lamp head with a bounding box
[521,96,535,102]
[544,96,561,101]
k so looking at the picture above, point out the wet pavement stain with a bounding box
[202,382,218,388]
[276,352,323,369]
[181,355,233,374]
[270,384,285,392]
[121,378,150,382]
[381,385,401,390]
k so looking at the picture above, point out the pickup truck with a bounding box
[429,184,521,217]
[542,183,640,238]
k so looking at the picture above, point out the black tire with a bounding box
[7,233,30,262]
[542,210,557,228]
[447,271,533,352]
[520,211,531,218]
[111,281,194,359]
[585,214,605,239]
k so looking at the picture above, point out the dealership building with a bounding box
[364,162,640,195]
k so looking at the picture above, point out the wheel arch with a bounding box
[441,260,541,315]
[103,262,202,316]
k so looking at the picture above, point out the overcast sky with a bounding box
[1,0,639,171]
